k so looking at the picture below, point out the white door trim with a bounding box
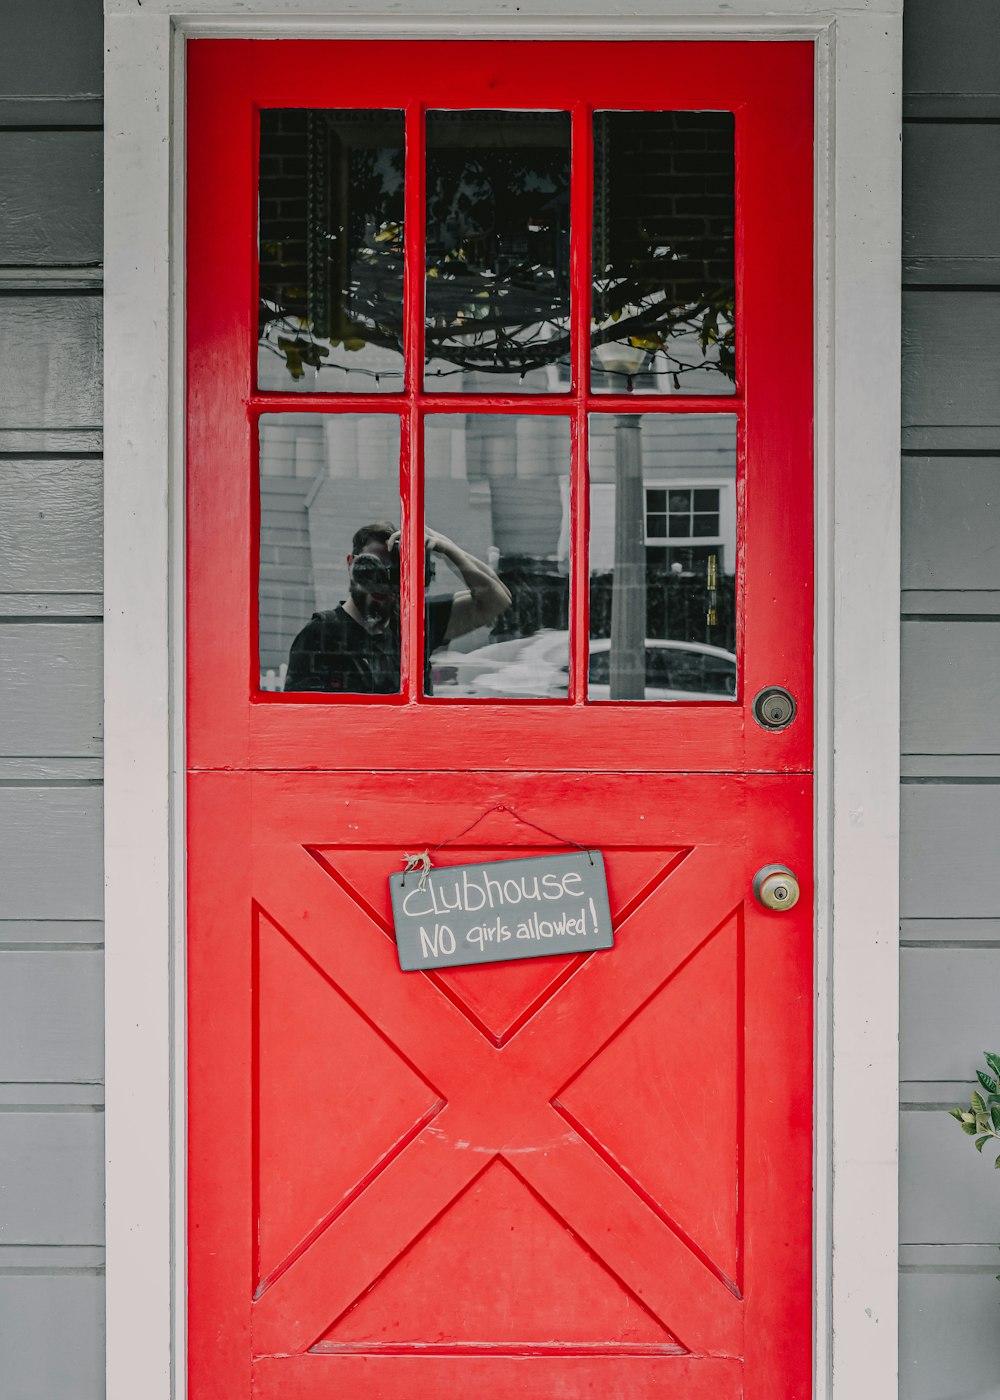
[103,6,902,1397]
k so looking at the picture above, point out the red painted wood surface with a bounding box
[187,39,814,1400]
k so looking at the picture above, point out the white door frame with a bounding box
[103,4,902,1396]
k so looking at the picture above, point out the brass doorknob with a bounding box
[753,864,800,911]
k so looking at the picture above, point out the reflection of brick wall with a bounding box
[258,111,309,338]
[594,111,735,316]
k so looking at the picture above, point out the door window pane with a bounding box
[258,110,405,392]
[425,112,571,392]
[258,414,402,694]
[592,112,736,395]
[588,414,737,701]
[424,415,571,697]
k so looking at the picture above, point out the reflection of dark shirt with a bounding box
[284,599,452,694]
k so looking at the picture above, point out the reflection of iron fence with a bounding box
[590,569,736,652]
[492,559,735,653]
[493,558,570,640]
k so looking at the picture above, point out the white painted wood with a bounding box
[104,15,175,1400]
[0,951,104,1083]
[0,1112,104,1245]
[0,1276,105,1400]
[103,8,903,1400]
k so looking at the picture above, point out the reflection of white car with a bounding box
[432,630,737,701]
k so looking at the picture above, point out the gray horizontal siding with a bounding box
[900,4,1000,1396]
[0,0,103,127]
[0,10,105,1395]
[0,133,102,269]
[0,1277,104,1400]
[903,0,1000,118]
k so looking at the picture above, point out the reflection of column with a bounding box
[610,415,645,700]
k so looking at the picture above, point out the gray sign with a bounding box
[390,851,613,972]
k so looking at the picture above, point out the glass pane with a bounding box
[258,110,405,392]
[588,414,737,701]
[425,112,571,392]
[424,415,571,697]
[592,112,735,395]
[258,414,403,694]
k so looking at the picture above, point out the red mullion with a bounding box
[403,98,426,704]
[583,394,743,415]
[568,101,592,706]
[248,394,406,415]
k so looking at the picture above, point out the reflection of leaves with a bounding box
[276,336,329,380]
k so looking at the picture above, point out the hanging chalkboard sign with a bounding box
[389,851,613,972]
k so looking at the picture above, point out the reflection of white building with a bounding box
[258,411,736,674]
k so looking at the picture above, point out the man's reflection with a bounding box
[283,521,511,694]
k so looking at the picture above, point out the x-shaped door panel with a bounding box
[251,828,746,1357]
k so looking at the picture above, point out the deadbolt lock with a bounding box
[752,686,796,731]
[753,864,801,911]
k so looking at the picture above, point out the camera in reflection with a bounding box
[348,539,435,596]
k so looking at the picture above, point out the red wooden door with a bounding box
[187,39,813,1400]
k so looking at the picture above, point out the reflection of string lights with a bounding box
[259,339,723,384]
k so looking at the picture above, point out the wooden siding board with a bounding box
[0,1276,104,1400]
[900,1109,1000,1244]
[0,623,103,758]
[900,620,1000,757]
[0,789,103,922]
[901,784,1000,920]
[900,1272,1000,1400]
[900,948,1000,1080]
[0,951,103,1084]
[0,460,102,596]
[902,291,1000,432]
[902,457,1000,593]
[0,297,102,433]
[903,0,1000,108]
[903,124,1000,285]
[0,1112,103,1245]
[0,133,102,268]
[0,1,103,119]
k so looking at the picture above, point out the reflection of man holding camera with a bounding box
[284,522,511,694]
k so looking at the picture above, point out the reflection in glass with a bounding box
[588,415,737,701]
[425,112,571,392]
[258,414,402,694]
[424,416,571,697]
[592,112,735,395]
[258,110,405,392]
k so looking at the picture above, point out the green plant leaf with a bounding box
[961,1111,977,1124]
[977,1070,998,1095]
[992,1105,1000,1131]
[950,1107,965,1122]
[995,1152,1000,1169]
[976,1135,990,1152]
[985,1052,1000,1078]
[971,1091,987,1114]
[962,1121,979,1135]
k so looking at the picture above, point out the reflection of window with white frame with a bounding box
[643,478,735,575]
